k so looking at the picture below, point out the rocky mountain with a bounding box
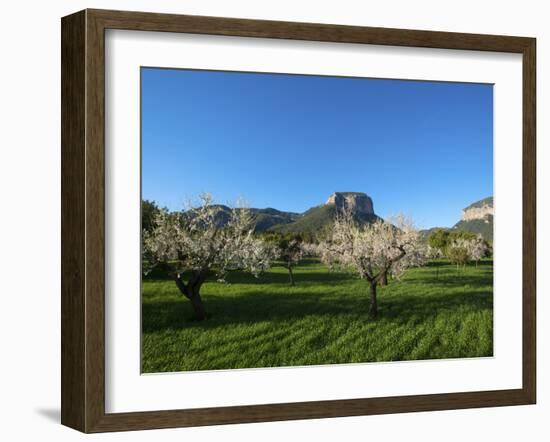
[460,197,494,221]
[189,193,494,241]
[453,196,493,241]
[205,192,379,235]
[325,192,374,215]
[270,192,379,235]
[420,197,494,241]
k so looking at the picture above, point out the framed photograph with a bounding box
[61,9,536,433]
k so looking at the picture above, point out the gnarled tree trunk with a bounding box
[368,280,378,318]
[379,269,388,286]
[188,292,207,321]
[288,266,294,286]
[173,271,208,321]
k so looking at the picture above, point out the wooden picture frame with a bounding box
[61,8,536,433]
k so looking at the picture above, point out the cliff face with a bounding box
[272,191,378,234]
[325,192,374,215]
[461,197,493,221]
[451,196,494,241]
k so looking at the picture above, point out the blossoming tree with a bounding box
[446,238,470,273]
[319,210,425,317]
[426,245,444,279]
[260,233,305,285]
[276,236,304,285]
[143,194,273,320]
[446,235,488,272]
[465,234,488,266]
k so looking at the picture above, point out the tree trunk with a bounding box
[173,271,208,321]
[288,266,294,285]
[368,281,378,318]
[380,270,388,286]
[188,290,207,321]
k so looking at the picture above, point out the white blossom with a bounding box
[318,209,425,282]
[300,242,320,257]
[465,234,488,262]
[426,245,444,260]
[276,239,305,266]
[143,193,273,281]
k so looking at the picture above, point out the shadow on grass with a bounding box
[145,266,353,285]
[143,258,493,333]
[404,273,493,288]
[142,286,492,333]
[144,257,323,279]
[424,259,493,268]
[226,269,352,285]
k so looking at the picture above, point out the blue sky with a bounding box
[141,68,493,228]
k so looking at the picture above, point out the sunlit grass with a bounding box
[142,258,493,373]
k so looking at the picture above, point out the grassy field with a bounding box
[142,258,493,373]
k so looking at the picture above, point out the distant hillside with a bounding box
[452,196,493,241]
[270,192,379,236]
[251,207,300,231]
[270,203,379,235]
[178,193,494,241]
[436,196,494,241]
[419,226,450,241]
[202,192,379,236]
[208,205,299,232]
[420,197,493,242]
[464,196,493,211]
[453,216,493,241]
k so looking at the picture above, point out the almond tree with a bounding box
[446,238,470,273]
[318,240,337,272]
[276,236,304,285]
[319,210,425,317]
[427,229,449,279]
[426,245,444,279]
[465,234,488,267]
[143,194,273,320]
[301,242,320,257]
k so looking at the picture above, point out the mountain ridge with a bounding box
[454,196,493,240]
[182,193,494,241]
[419,196,494,241]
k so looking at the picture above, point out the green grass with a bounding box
[142,258,493,373]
